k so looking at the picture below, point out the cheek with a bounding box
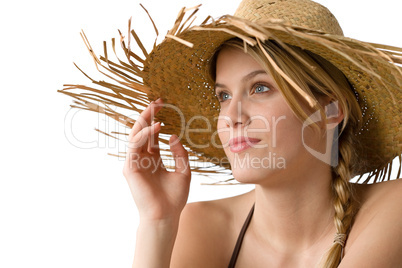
[270,107,328,163]
[275,113,302,138]
[263,103,300,137]
[260,104,306,156]
[216,111,230,144]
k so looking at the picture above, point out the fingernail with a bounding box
[155,97,162,103]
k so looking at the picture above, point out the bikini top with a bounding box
[228,204,255,268]
[227,204,344,268]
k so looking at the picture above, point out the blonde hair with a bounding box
[211,38,363,267]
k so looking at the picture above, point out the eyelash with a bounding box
[215,83,273,102]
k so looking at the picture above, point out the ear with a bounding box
[324,100,344,130]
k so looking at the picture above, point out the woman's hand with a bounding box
[123,98,191,222]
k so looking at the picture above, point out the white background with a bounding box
[1,0,401,267]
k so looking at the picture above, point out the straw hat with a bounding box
[60,0,402,182]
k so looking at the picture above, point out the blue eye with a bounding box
[254,84,271,93]
[222,92,231,100]
[216,91,231,102]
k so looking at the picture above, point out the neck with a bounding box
[251,162,335,255]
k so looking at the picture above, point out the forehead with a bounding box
[215,47,264,79]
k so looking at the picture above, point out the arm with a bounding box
[339,179,402,267]
[123,98,191,268]
[134,218,179,268]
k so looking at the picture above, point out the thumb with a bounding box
[169,135,190,176]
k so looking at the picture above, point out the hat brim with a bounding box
[60,10,402,182]
[143,14,402,179]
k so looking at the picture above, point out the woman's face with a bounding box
[215,47,330,183]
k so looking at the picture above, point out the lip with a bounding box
[228,136,261,153]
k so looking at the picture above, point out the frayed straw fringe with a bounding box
[59,5,402,183]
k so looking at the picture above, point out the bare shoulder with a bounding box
[170,189,255,268]
[341,179,402,267]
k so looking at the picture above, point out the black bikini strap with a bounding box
[228,203,255,268]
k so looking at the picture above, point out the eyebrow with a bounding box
[215,70,267,91]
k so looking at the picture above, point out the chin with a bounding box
[232,168,275,184]
[230,152,287,184]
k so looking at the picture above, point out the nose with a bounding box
[222,99,250,129]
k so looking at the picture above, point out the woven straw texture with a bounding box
[60,0,402,182]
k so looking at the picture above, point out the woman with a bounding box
[126,44,402,267]
[61,0,402,267]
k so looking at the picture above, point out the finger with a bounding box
[128,122,161,155]
[129,98,163,139]
[129,98,164,140]
[124,122,163,174]
[148,121,161,155]
[169,135,191,176]
[123,148,141,173]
